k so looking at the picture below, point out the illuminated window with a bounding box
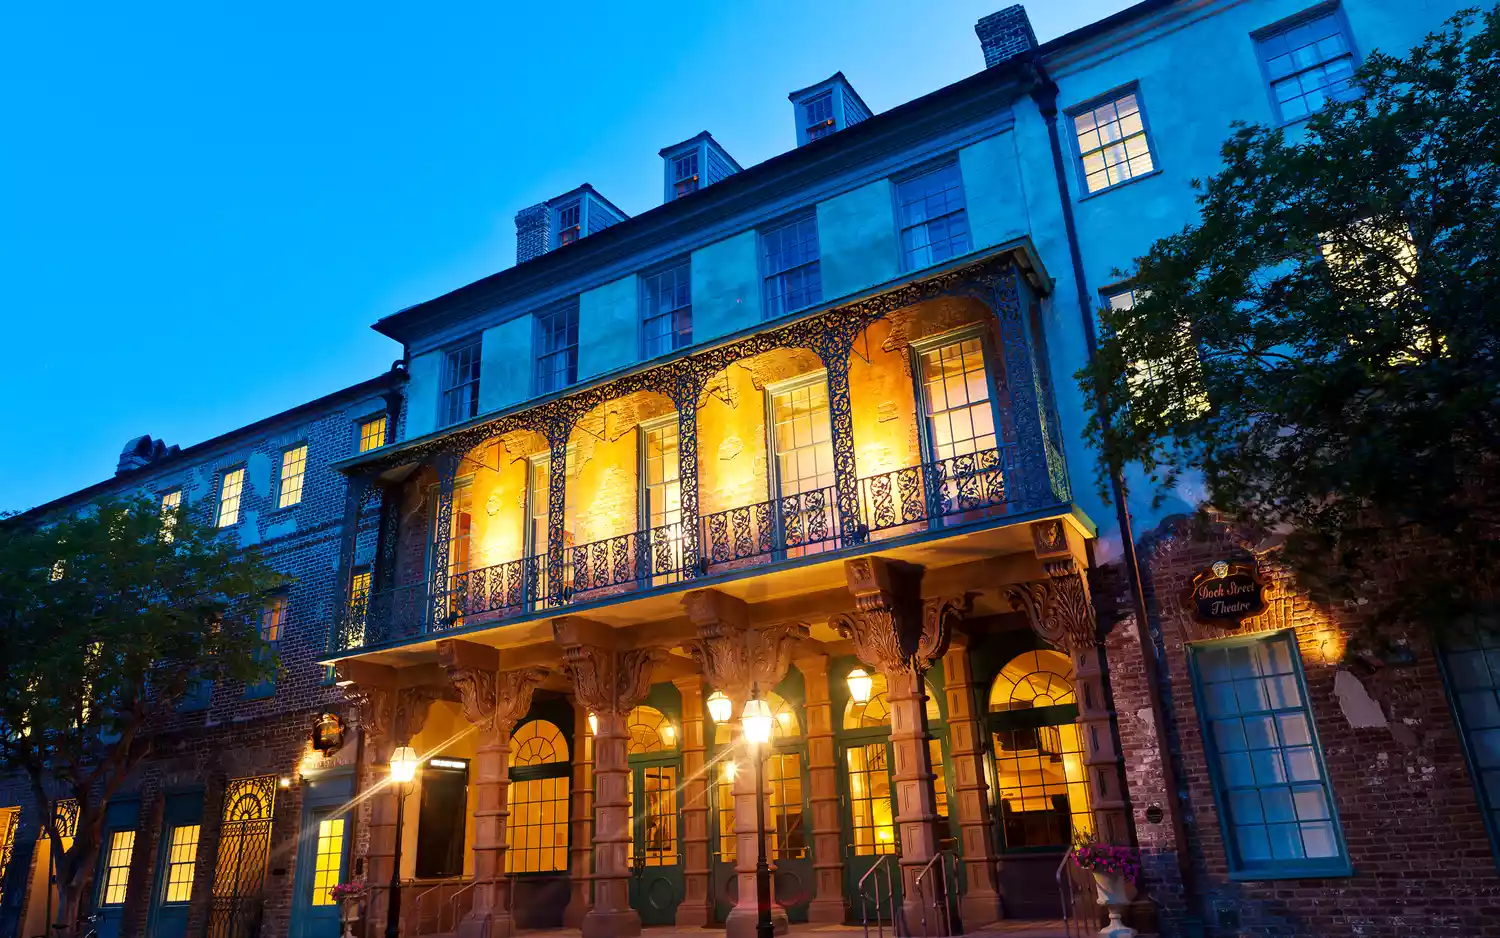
[441,338,482,427]
[277,445,307,508]
[641,262,692,357]
[160,489,182,542]
[216,468,245,527]
[803,92,834,141]
[1102,287,1210,419]
[101,829,136,905]
[768,376,837,556]
[310,818,346,906]
[628,765,678,866]
[918,335,996,462]
[846,743,895,856]
[761,214,821,319]
[1255,6,1358,124]
[897,162,970,271]
[989,650,1092,849]
[1071,88,1157,195]
[555,201,581,246]
[358,416,388,453]
[625,705,678,754]
[0,807,20,908]
[535,304,579,395]
[507,719,570,873]
[671,152,699,199]
[162,824,200,903]
[260,597,286,643]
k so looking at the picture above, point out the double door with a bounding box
[628,760,683,925]
[709,750,813,923]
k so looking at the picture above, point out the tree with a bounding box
[0,496,286,937]
[1078,9,1500,637]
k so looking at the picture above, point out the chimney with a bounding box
[515,203,553,265]
[116,435,179,475]
[976,5,1037,68]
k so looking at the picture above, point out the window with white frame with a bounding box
[641,262,691,358]
[767,375,837,555]
[1072,88,1157,195]
[277,444,307,509]
[761,215,822,320]
[1255,6,1357,124]
[556,201,581,246]
[641,417,681,531]
[671,152,700,200]
[160,489,182,542]
[216,468,245,527]
[916,333,997,462]
[897,162,971,271]
[535,303,579,394]
[803,92,835,142]
[441,338,482,427]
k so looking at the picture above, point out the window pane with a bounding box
[1073,90,1155,192]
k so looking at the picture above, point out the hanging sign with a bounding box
[1184,560,1267,627]
[311,712,346,754]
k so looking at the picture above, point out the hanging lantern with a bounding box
[847,668,873,704]
[389,746,420,784]
[741,694,773,747]
[588,712,599,736]
[706,689,733,724]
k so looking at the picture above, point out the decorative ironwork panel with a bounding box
[545,427,570,608]
[821,359,862,546]
[329,474,372,654]
[671,370,704,578]
[0,808,17,909]
[857,447,1015,537]
[700,485,840,570]
[208,776,277,938]
[428,452,461,630]
[374,481,401,591]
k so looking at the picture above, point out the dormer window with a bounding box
[658,132,741,205]
[555,201,582,247]
[672,153,700,199]
[803,93,835,142]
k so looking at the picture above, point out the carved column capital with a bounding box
[1003,562,1097,654]
[831,558,963,676]
[682,589,808,698]
[554,619,667,716]
[443,665,547,732]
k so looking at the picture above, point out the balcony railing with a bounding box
[333,446,1019,653]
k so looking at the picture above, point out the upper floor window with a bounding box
[556,201,582,246]
[358,415,388,453]
[1071,87,1157,195]
[671,152,699,199]
[216,468,245,528]
[761,215,822,320]
[641,262,692,358]
[160,489,182,542]
[441,338,482,427]
[915,332,996,462]
[277,444,307,509]
[1441,625,1500,858]
[1255,5,1357,124]
[535,304,579,395]
[897,163,971,271]
[100,829,136,904]
[1190,631,1350,878]
[803,92,835,142]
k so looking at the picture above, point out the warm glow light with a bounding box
[278,776,292,789]
[706,689,733,724]
[662,723,677,745]
[588,712,599,736]
[847,668,873,703]
[389,746,420,784]
[722,761,737,782]
[741,694,773,747]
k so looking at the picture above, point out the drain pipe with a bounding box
[1027,61,1199,913]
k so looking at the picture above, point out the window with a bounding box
[1256,6,1357,123]
[803,92,835,141]
[441,339,482,427]
[641,419,681,532]
[507,720,570,873]
[216,468,245,527]
[161,824,200,903]
[641,262,691,358]
[277,445,307,509]
[988,651,1092,849]
[556,201,581,246]
[101,829,135,905]
[896,163,970,271]
[761,215,821,319]
[160,489,182,543]
[917,334,997,462]
[310,818,345,906]
[1190,631,1350,877]
[1103,287,1210,418]
[415,762,468,878]
[1440,626,1500,856]
[1072,88,1157,195]
[535,304,579,395]
[246,596,285,698]
[768,376,837,556]
[358,416,388,453]
[671,152,699,199]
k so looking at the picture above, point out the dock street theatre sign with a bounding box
[1184,559,1268,627]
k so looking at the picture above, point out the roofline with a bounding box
[658,131,746,172]
[11,368,407,522]
[1034,0,1176,57]
[548,183,630,223]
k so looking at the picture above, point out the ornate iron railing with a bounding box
[334,449,1022,653]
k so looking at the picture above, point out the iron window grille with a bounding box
[896,162,971,271]
[641,262,692,358]
[671,152,700,199]
[1070,86,1158,195]
[761,214,822,320]
[440,338,482,427]
[803,92,835,141]
[535,303,579,395]
[1254,4,1358,124]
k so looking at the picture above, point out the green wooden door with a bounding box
[629,761,683,925]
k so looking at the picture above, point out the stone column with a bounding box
[941,641,1003,927]
[681,589,807,938]
[831,557,965,934]
[554,617,667,938]
[796,654,846,924]
[439,640,547,938]
[1004,562,1131,845]
[564,699,594,927]
[673,677,714,926]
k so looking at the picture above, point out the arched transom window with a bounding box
[627,705,678,754]
[506,718,570,873]
[511,718,570,766]
[988,650,1076,712]
[843,671,941,729]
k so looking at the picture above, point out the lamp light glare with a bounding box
[588,712,599,736]
[741,694,773,747]
[389,745,420,784]
[847,668,873,704]
[706,689,733,724]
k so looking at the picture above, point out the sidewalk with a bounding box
[513,922,1073,938]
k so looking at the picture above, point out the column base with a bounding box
[457,910,513,938]
[581,908,642,938]
[960,889,1003,929]
[806,896,848,924]
[675,897,715,929]
[724,903,790,938]
[563,887,592,928]
[901,891,954,938]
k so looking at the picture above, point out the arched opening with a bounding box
[625,699,684,925]
[507,719,571,874]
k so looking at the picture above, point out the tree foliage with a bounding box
[1078,9,1500,630]
[0,495,285,934]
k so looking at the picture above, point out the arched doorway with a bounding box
[986,649,1092,917]
[507,717,572,928]
[626,703,683,925]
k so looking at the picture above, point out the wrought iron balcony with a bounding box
[332,446,1022,653]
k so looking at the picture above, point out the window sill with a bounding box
[1078,168,1163,202]
[1228,861,1353,882]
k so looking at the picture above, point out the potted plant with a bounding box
[329,881,367,938]
[1070,838,1141,938]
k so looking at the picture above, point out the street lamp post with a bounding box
[386,746,420,938]
[741,687,775,938]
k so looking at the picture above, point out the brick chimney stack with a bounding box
[515,203,553,265]
[975,5,1038,68]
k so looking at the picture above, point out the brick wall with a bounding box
[1106,516,1500,937]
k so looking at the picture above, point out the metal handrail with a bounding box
[404,877,464,938]
[912,852,955,938]
[1056,852,1098,938]
[445,879,476,934]
[859,854,897,938]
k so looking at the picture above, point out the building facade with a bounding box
[4,3,1495,938]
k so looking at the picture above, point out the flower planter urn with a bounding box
[340,896,361,938]
[1089,870,1137,938]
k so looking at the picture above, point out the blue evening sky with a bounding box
[0,1,1133,513]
